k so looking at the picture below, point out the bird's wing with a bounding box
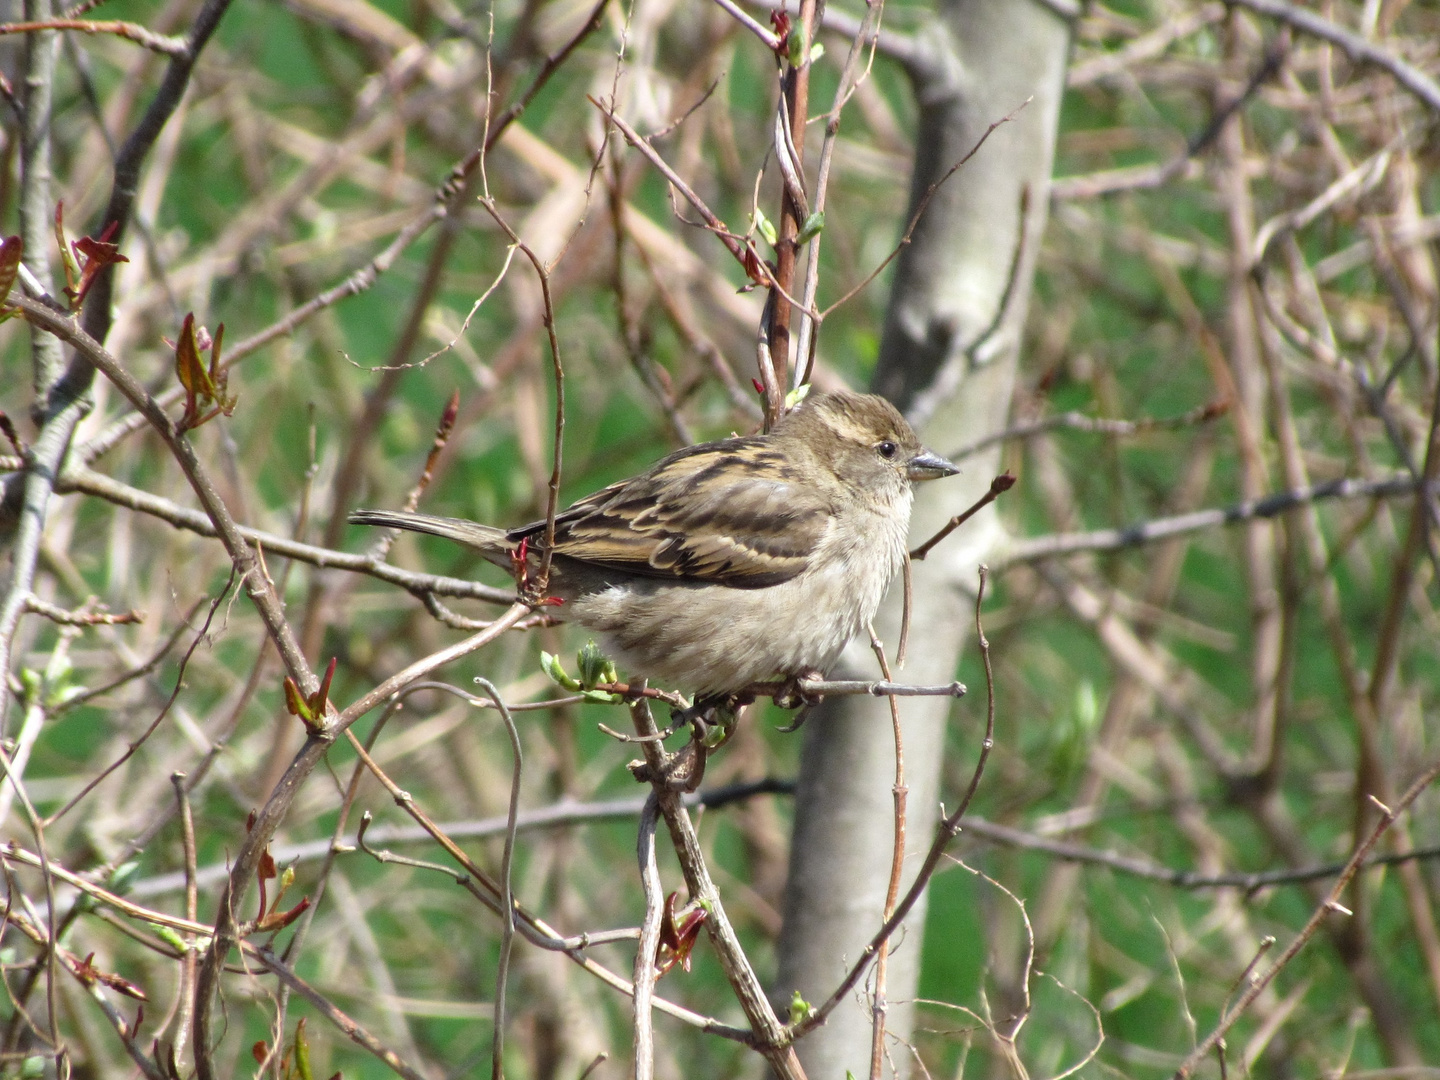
[510,439,832,587]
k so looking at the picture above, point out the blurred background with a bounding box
[0,0,1438,1076]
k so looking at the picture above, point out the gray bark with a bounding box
[773,1,1071,1075]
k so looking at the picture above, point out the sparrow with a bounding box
[351,390,958,701]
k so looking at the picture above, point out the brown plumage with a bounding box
[352,390,958,697]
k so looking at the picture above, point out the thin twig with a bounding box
[21,596,143,626]
[2,910,165,1080]
[1226,0,1440,115]
[820,104,1025,319]
[1000,475,1434,567]
[897,554,913,666]
[795,0,890,386]
[793,565,995,1040]
[128,779,797,898]
[633,793,662,1080]
[477,208,565,596]
[755,677,967,700]
[42,569,235,826]
[710,0,780,49]
[626,697,805,1077]
[867,624,905,1080]
[62,466,514,604]
[0,18,185,54]
[76,0,609,466]
[191,603,528,1077]
[955,820,1440,892]
[594,98,812,317]
[910,473,1016,561]
[947,400,1229,463]
[250,946,429,1080]
[762,0,818,425]
[170,772,199,1069]
[472,678,521,1080]
[1175,766,1440,1076]
[332,717,751,1040]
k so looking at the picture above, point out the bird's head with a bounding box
[777,390,959,498]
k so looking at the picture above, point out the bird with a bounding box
[351,390,958,704]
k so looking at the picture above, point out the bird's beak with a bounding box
[907,449,960,482]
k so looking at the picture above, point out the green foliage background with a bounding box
[1,0,1438,1076]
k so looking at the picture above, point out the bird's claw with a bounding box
[628,696,746,792]
[772,670,825,711]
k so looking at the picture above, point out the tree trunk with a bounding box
[774,1,1071,1074]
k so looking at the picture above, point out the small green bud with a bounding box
[797,210,825,244]
[754,209,778,247]
[153,925,189,953]
[577,640,608,689]
[789,990,814,1024]
[18,668,41,706]
[787,27,807,67]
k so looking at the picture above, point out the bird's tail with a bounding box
[349,509,513,565]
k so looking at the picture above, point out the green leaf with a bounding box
[283,676,313,723]
[108,862,141,895]
[293,1018,313,1080]
[541,651,580,691]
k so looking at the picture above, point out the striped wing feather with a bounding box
[510,439,829,587]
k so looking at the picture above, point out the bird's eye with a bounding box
[877,440,897,459]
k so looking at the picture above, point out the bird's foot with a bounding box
[629,695,749,792]
[672,694,747,751]
[772,669,825,711]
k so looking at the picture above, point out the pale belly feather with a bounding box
[570,497,910,696]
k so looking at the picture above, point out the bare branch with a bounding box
[910,473,1016,562]
[1175,760,1440,1076]
[627,697,805,1078]
[1227,0,1440,115]
[710,0,780,50]
[947,400,1228,463]
[1001,475,1436,567]
[0,19,186,55]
